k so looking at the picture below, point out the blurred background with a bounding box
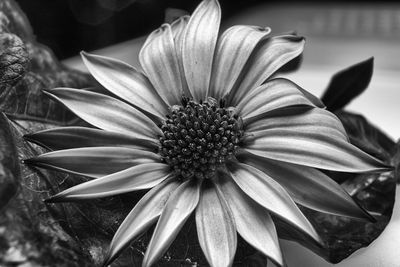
[15,0,400,140]
[15,0,265,59]
[15,0,400,62]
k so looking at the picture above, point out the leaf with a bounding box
[0,0,34,40]
[0,32,28,86]
[1,0,94,125]
[0,113,19,210]
[321,57,374,111]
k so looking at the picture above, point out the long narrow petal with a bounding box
[228,35,305,106]
[104,176,181,266]
[142,179,201,267]
[244,112,388,172]
[46,163,171,202]
[171,15,190,51]
[81,52,168,120]
[171,15,191,98]
[246,108,348,142]
[139,24,183,106]
[216,171,283,266]
[182,0,221,101]
[44,88,161,139]
[209,25,271,100]
[24,147,160,178]
[227,162,321,244]
[236,78,317,123]
[238,152,374,221]
[196,181,237,267]
[24,127,157,151]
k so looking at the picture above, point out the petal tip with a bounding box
[44,195,61,203]
[102,251,114,267]
[80,50,89,58]
[45,192,70,203]
[23,157,38,165]
[23,133,33,141]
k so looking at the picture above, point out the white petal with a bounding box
[209,25,270,100]
[25,147,160,178]
[44,88,161,140]
[139,24,183,106]
[24,126,157,151]
[104,176,181,266]
[238,152,374,220]
[81,52,168,121]
[216,172,283,266]
[182,0,221,101]
[229,35,305,106]
[171,15,190,49]
[227,162,321,244]
[171,15,192,98]
[142,179,201,267]
[244,109,388,172]
[246,107,348,142]
[236,78,317,124]
[47,163,171,201]
[196,181,237,267]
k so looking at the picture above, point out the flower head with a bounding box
[25,0,388,266]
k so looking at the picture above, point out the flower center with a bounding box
[159,97,243,180]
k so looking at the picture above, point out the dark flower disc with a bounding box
[159,96,243,180]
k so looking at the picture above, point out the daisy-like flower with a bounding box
[24,0,389,266]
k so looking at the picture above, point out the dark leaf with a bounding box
[0,0,34,40]
[0,0,94,125]
[321,57,374,112]
[0,113,19,210]
[0,32,28,86]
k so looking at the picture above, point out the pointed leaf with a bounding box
[196,180,237,267]
[46,163,170,201]
[238,152,374,221]
[24,126,157,151]
[182,0,221,101]
[209,25,270,100]
[24,147,160,178]
[44,88,161,139]
[227,162,321,244]
[139,24,183,106]
[142,179,201,267]
[81,52,168,120]
[321,57,374,111]
[104,176,180,266]
[228,35,305,106]
[216,172,283,266]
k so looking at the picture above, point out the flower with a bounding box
[24,0,389,266]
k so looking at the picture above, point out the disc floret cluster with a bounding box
[159,97,243,180]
